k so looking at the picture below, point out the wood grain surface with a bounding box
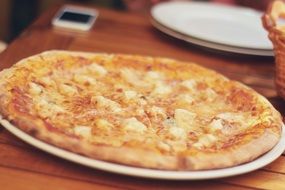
[0,3,284,190]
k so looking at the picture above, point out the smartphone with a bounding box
[52,5,98,31]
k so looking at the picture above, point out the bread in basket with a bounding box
[263,0,285,99]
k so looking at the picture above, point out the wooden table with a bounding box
[0,4,285,190]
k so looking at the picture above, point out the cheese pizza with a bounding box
[0,50,282,170]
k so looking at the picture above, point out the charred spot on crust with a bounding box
[28,128,38,136]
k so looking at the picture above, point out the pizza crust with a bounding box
[183,129,279,170]
[0,115,280,170]
[0,50,282,170]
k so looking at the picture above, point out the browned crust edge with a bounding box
[0,50,282,170]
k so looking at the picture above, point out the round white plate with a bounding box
[151,19,273,56]
[151,2,273,50]
[1,116,284,180]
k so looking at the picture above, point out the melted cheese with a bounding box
[73,74,96,85]
[208,112,251,135]
[39,77,56,88]
[59,84,77,96]
[163,118,177,128]
[121,117,147,133]
[157,141,171,152]
[28,82,42,95]
[137,97,147,106]
[145,71,163,82]
[94,96,122,113]
[89,63,107,77]
[174,109,197,129]
[74,125,92,137]
[216,112,243,122]
[148,106,167,120]
[135,108,145,115]
[202,88,217,101]
[209,118,224,132]
[166,140,187,152]
[176,94,194,105]
[95,119,114,132]
[152,81,172,95]
[123,90,137,101]
[35,98,65,118]
[193,134,217,148]
[168,127,186,140]
[180,80,197,90]
[120,68,141,85]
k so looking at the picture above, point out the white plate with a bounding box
[151,19,273,56]
[151,2,273,50]
[1,116,284,180]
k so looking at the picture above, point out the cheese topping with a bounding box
[176,94,194,105]
[181,80,197,90]
[12,53,264,156]
[73,74,96,85]
[174,109,197,129]
[39,77,56,87]
[204,88,217,101]
[157,141,171,152]
[209,118,224,132]
[148,106,167,120]
[74,125,92,137]
[120,68,142,86]
[193,134,217,148]
[145,71,163,82]
[216,112,243,122]
[121,117,147,133]
[208,112,251,135]
[95,119,114,132]
[168,126,186,140]
[34,97,65,118]
[89,63,107,77]
[28,82,43,95]
[163,118,177,128]
[93,96,122,113]
[59,84,77,96]
[152,81,172,95]
[123,90,138,101]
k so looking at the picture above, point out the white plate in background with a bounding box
[151,19,273,56]
[151,2,273,50]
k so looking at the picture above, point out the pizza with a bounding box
[0,50,282,170]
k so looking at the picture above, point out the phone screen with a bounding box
[59,11,93,23]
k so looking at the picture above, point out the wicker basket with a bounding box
[263,0,285,99]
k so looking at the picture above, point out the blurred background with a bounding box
[0,0,271,45]
[0,0,127,43]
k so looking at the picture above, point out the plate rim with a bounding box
[151,1,272,50]
[151,19,273,56]
[0,115,284,180]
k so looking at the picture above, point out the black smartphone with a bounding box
[52,5,98,31]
